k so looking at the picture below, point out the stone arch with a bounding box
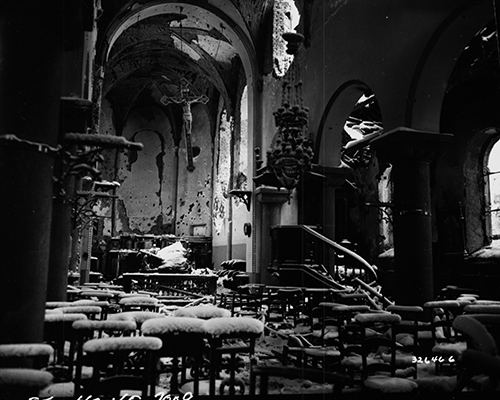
[315,80,379,167]
[463,128,500,253]
[407,1,494,131]
[97,0,261,270]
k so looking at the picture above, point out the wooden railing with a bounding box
[120,273,218,295]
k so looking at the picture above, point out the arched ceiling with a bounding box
[99,0,269,127]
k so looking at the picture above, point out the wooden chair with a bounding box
[173,304,231,319]
[119,296,160,312]
[453,314,500,391]
[80,336,162,399]
[424,300,465,374]
[0,343,53,370]
[0,368,53,399]
[303,288,334,326]
[53,305,102,320]
[108,311,165,331]
[43,313,87,379]
[72,319,137,396]
[386,305,425,378]
[341,312,418,393]
[204,317,264,396]
[142,317,207,396]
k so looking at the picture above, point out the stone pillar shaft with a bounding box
[0,2,63,343]
[371,127,453,305]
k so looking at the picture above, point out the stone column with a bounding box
[371,127,453,305]
[47,1,96,301]
[0,2,63,343]
[254,187,290,284]
[47,99,93,301]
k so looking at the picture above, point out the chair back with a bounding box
[81,336,162,399]
[453,315,497,356]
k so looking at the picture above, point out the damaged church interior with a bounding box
[3,0,500,398]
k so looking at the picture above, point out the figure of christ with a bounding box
[161,80,208,172]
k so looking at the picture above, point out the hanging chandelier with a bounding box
[257,31,314,191]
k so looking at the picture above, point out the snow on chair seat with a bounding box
[303,347,341,358]
[71,299,110,307]
[142,317,205,335]
[53,306,102,315]
[0,344,53,359]
[329,304,371,313]
[423,300,461,309]
[79,290,115,299]
[83,337,162,353]
[340,354,379,369]
[174,304,231,319]
[45,301,72,309]
[363,375,418,393]
[203,317,264,337]
[386,305,424,314]
[354,312,401,324]
[431,341,467,358]
[45,313,87,323]
[109,311,165,325]
[119,296,159,306]
[72,319,136,332]
[464,305,500,314]
[0,368,53,388]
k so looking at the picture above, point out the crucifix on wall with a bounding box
[160,77,209,172]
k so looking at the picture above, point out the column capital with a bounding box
[370,127,453,163]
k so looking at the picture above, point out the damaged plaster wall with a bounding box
[231,86,250,260]
[212,109,231,267]
[112,104,214,237]
[175,103,213,237]
[116,105,176,234]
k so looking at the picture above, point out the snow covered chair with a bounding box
[203,317,264,396]
[173,304,231,319]
[142,317,206,395]
[80,336,162,399]
[0,368,53,399]
[424,300,464,374]
[53,305,102,320]
[303,288,335,324]
[386,305,427,378]
[231,284,265,317]
[0,343,53,369]
[119,295,160,312]
[71,319,137,396]
[108,311,165,331]
[78,289,116,301]
[453,314,500,391]
[44,313,87,376]
[342,312,418,393]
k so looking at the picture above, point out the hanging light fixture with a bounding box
[255,31,314,191]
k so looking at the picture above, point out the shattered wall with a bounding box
[109,104,213,237]
[175,103,213,237]
[212,109,232,265]
[117,105,176,234]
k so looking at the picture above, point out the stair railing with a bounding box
[300,225,378,285]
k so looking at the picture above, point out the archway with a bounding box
[407,1,495,131]
[305,81,383,262]
[95,1,259,271]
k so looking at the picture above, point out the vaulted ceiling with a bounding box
[99,0,272,130]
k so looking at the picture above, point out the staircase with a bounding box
[270,225,379,290]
